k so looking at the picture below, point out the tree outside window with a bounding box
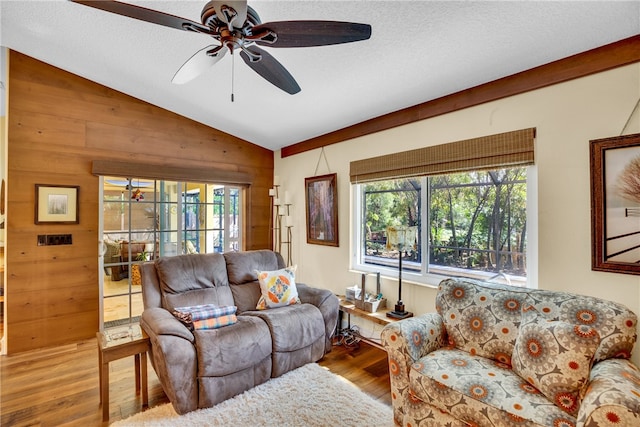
[361,167,527,280]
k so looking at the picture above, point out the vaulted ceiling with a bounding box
[1,1,639,151]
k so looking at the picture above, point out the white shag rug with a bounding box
[112,363,394,427]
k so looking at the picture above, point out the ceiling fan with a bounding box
[70,1,372,96]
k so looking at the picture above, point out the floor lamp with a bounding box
[386,225,416,319]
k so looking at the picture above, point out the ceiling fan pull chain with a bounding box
[231,51,235,102]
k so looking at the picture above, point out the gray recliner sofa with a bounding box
[139,249,339,414]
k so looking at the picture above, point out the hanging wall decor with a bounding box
[35,184,79,224]
[305,173,338,247]
[590,133,640,275]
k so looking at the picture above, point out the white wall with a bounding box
[275,64,640,364]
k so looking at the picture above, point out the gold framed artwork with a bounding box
[590,133,640,275]
[305,173,338,247]
[35,184,80,224]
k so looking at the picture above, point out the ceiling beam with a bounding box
[281,34,640,158]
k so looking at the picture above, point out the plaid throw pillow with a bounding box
[174,304,236,322]
[193,314,238,330]
[173,304,238,330]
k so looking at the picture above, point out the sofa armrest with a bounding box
[381,313,447,426]
[141,307,195,342]
[577,358,640,427]
[382,312,447,362]
[296,283,339,353]
[140,307,198,414]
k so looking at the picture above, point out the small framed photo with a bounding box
[35,184,79,224]
[305,173,339,247]
[590,133,640,275]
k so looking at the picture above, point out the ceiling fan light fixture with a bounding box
[70,0,372,95]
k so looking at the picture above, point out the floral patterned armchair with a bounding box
[381,278,640,427]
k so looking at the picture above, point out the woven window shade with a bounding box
[92,160,251,185]
[350,128,535,183]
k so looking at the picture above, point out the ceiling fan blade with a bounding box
[172,45,226,85]
[239,46,301,95]
[70,0,212,34]
[207,1,248,29]
[253,21,372,48]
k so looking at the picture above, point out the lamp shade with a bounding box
[385,226,418,251]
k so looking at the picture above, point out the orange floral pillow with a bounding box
[255,265,300,310]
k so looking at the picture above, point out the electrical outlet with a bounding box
[37,234,73,246]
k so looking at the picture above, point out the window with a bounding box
[350,128,536,287]
[354,168,529,285]
[100,177,242,327]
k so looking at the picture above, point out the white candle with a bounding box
[274,175,280,186]
[274,198,281,206]
[268,188,275,197]
[285,216,293,227]
[284,191,291,205]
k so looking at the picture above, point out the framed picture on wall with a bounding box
[305,173,338,247]
[35,184,79,224]
[590,133,640,275]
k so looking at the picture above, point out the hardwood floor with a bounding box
[0,335,390,426]
[322,339,392,405]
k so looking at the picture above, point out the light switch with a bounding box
[37,234,73,245]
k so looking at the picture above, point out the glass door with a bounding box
[99,177,242,328]
[101,177,158,328]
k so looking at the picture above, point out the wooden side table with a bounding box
[97,324,150,421]
[337,295,404,350]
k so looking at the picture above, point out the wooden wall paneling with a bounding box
[85,122,268,167]
[9,82,273,171]
[7,312,99,353]
[8,110,87,147]
[3,171,98,210]
[10,66,254,147]
[11,140,259,179]
[10,49,117,97]
[9,282,98,323]
[6,50,273,353]
[8,230,101,267]
[9,149,94,178]
[7,258,98,294]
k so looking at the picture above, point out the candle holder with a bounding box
[269,183,293,266]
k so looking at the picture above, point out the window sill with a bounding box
[350,264,527,290]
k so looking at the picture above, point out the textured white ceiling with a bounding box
[1,1,639,151]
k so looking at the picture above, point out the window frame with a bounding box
[351,166,537,288]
